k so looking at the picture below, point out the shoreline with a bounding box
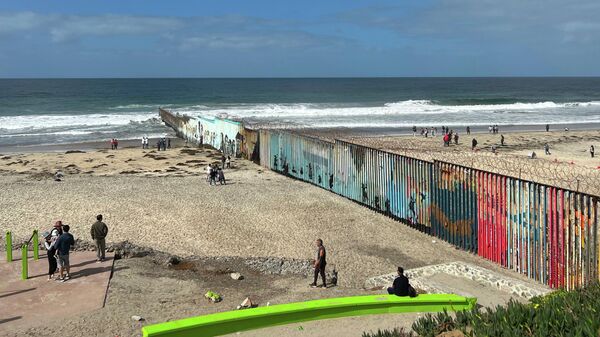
[2,122,598,153]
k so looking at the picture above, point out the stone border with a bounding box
[365,262,551,300]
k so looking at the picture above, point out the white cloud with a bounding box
[0,12,49,34]
[49,15,183,42]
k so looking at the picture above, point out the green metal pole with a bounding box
[6,231,12,262]
[21,244,28,280]
[32,230,39,260]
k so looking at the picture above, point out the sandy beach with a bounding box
[0,130,591,336]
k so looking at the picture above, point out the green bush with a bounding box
[410,282,600,337]
[363,283,600,337]
[362,327,413,337]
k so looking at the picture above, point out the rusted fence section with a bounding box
[160,108,599,289]
[258,130,600,290]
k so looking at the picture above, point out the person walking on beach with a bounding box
[412,126,417,137]
[454,133,459,145]
[217,168,226,185]
[544,143,551,155]
[110,139,115,150]
[91,214,109,262]
[590,145,595,158]
[156,139,161,151]
[161,138,167,151]
[209,164,218,185]
[466,126,470,135]
[546,124,550,132]
[500,134,505,146]
[221,155,226,169]
[443,133,450,147]
[226,156,231,168]
[310,239,327,288]
[54,225,75,282]
[167,138,171,149]
[488,125,492,133]
[43,230,58,280]
[471,138,478,151]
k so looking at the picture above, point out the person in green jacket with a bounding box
[91,214,109,262]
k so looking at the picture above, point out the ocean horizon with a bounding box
[1,77,600,147]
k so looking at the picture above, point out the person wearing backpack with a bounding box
[91,214,109,262]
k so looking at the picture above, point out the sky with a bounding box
[1,0,599,78]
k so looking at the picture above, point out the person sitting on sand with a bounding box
[387,267,416,297]
[54,225,75,282]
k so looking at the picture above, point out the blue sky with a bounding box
[1,0,599,77]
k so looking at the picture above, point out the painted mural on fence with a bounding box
[431,162,477,252]
[161,109,599,290]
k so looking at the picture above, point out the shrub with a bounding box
[364,283,600,337]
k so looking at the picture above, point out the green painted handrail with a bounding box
[142,294,477,337]
[5,231,12,262]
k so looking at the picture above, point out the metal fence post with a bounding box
[21,244,28,280]
[6,231,12,262]
[33,230,39,260]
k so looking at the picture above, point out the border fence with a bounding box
[161,109,600,290]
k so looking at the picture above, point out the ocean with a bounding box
[1,77,600,147]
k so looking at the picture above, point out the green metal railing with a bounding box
[141,294,477,337]
[4,230,39,280]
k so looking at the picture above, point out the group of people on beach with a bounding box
[42,215,109,282]
[489,125,500,134]
[156,137,170,151]
[205,155,232,185]
[110,138,119,150]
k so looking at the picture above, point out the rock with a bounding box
[230,272,244,280]
[166,255,181,266]
[131,315,145,321]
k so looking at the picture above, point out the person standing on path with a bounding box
[54,225,75,282]
[310,239,327,288]
[590,145,595,158]
[43,231,58,280]
[91,214,109,262]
